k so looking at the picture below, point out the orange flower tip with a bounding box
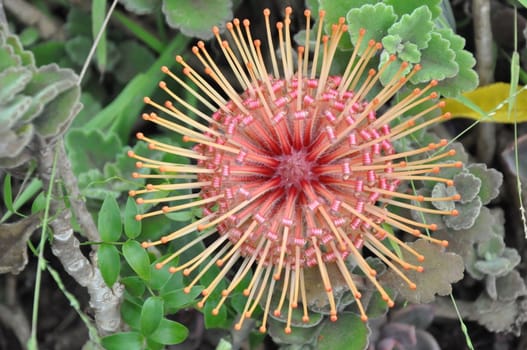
[304,9,311,16]
[428,143,436,150]
[159,81,167,89]
[244,311,252,318]
[322,35,329,43]
[331,24,338,32]
[441,240,449,247]
[409,283,417,290]
[148,143,156,150]
[355,292,362,299]
[128,190,136,197]
[448,149,457,156]
[183,287,191,294]
[285,327,292,334]
[431,166,440,173]
[141,241,150,248]
[243,19,250,27]
[212,26,220,34]
[368,69,376,76]
[175,55,183,63]
[413,229,421,236]
[446,180,454,187]
[399,160,407,167]
[339,243,347,251]
[135,197,144,204]
[417,266,425,272]
[341,25,348,32]
[319,10,326,18]
[204,67,213,76]
[273,273,281,280]
[417,195,424,202]
[259,326,267,333]
[370,270,377,277]
[216,259,224,267]
[127,150,135,157]
[375,42,383,50]
[197,41,205,48]
[455,161,463,168]
[407,120,415,127]
[402,264,410,270]
[451,209,459,216]
[162,206,170,213]
[197,224,206,231]
[302,316,310,323]
[276,22,283,30]
[141,113,149,120]
[338,16,345,24]
[135,161,143,168]
[242,289,250,296]
[361,315,368,322]
[169,267,177,273]
[212,309,219,316]
[414,64,422,71]
[161,66,169,73]
[135,214,143,221]
[159,166,168,172]
[254,39,261,47]
[438,101,446,108]
[136,132,144,139]
[298,46,305,54]
[429,92,438,99]
[160,236,169,244]
[401,61,409,69]
[372,98,380,105]
[292,302,298,308]
[285,6,293,14]
[359,28,366,35]
[201,290,209,296]
[439,139,448,146]
[226,22,233,30]
[221,290,229,297]
[182,67,191,75]
[273,310,281,317]
[233,18,240,26]
[417,255,425,262]
[388,300,395,308]
[263,8,270,16]
[389,54,397,61]
[197,301,205,309]
[143,96,152,104]
[155,263,163,270]
[326,287,332,292]
[234,324,242,331]
[182,135,191,143]
[430,79,438,86]
[146,184,154,190]
[429,223,438,231]
[452,194,461,201]
[183,269,191,276]
[367,39,375,47]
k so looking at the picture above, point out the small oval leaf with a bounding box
[123,239,151,281]
[101,331,143,350]
[149,318,189,345]
[97,243,120,287]
[124,196,141,238]
[98,195,122,242]
[140,296,164,335]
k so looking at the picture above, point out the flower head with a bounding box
[128,7,461,333]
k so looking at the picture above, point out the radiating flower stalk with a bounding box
[128,7,462,334]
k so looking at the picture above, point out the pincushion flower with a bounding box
[128,7,461,334]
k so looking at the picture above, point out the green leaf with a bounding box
[121,299,142,330]
[468,164,503,205]
[120,0,159,15]
[0,95,33,133]
[3,173,13,212]
[121,276,146,297]
[31,41,66,66]
[140,296,164,335]
[125,197,141,239]
[0,124,34,160]
[101,332,144,350]
[410,32,458,83]
[19,27,39,47]
[453,171,482,204]
[98,195,122,242]
[385,0,442,19]
[386,6,433,49]
[162,286,202,310]
[98,243,121,286]
[381,239,464,303]
[0,66,32,105]
[347,3,397,54]
[149,318,188,345]
[444,197,482,230]
[0,215,40,274]
[123,239,151,281]
[65,128,123,174]
[203,300,228,329]
[65,36,91,66]
[92,0,108,73]
[33,85,81,138]
[316,313,370,350]
[162,0,233,40]
[115,41,155,84]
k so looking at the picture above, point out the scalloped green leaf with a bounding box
[453,171,481,203]
[467,164,503,205]
[347,3,397,54]
[123,239,151,281]
[0,95,33,133]
[316,313,370,350]
[474,248,520,277]
[5,33,35,66]
[430,183,456,211]
[434,28,478,97]
[469,295,519,334]
[495,270,527,302]
[140,296,164,335]
[98,243,121,286]
[0,124,34,159]
[98,195,122,242]
[0,43,21,71]
[386,6,433,49]
[0,66,32,104]
[318,0,355,50]
[477,234,505,257]
[410,32,458,83]
[65,128,123,174]
[385,0,441,19]
[162,0,233,40]
[444,197,482,230]
[149,318,188,345]
[381,239,464,303]
[33,86,81,138]
[268,316,321,346]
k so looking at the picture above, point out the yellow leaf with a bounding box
[442,83,527,123]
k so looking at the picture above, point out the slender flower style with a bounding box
[128,8,462,333]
